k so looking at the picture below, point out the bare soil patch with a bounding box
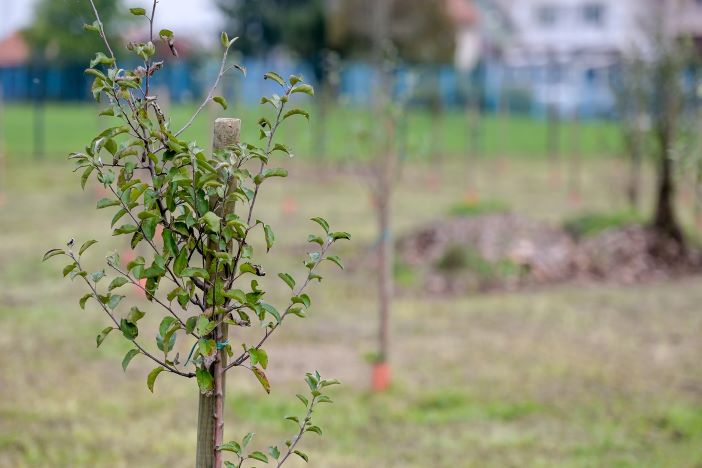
[396,213,702,293]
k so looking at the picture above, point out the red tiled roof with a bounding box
[446,0,478,26]
[0,32,29,66]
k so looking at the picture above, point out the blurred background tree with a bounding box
[327,0,456,63]
[216,0,328,77]
[23,0,124,63]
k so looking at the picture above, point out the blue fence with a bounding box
[0,57,617,118]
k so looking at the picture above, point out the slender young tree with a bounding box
[613,54,648,211]
[44,3,349,467]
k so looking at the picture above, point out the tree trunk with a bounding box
[626,129,642,211]
[196,118,241,468]
[377,196,392,364]
[547,104,561,184]
[652,144,684,244]
[568,113,581,203]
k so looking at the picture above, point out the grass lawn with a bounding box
[0,106,701,467]
[0,103,620,162]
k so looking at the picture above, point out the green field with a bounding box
[0,103,620,162]
[1,104,701,467]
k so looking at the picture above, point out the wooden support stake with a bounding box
[196,117,240,468]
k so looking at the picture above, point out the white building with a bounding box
[475,0,702,115]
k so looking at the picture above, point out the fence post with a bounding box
[196,117,241,468]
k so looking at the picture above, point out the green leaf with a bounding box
[162,229,178,258]
[264,71,286,87]
[174,248,188,275]
[196,367,214,393]
[242,432,254,448]
[142,217,158,241]
[296,394,308,406]
[96,326,113,347]
[291,294,311,308]
[248,451,268,463]
[220,31,229,48]
[294,450,309,462]
[113,224,139,235]
[254,167,288,185]
[42,249,65,262]
[283,108,310,121]
[261,303,281,322]
[119,318,138,340]
[107,294,124,310]
[96,198,119,209]
[79,239,98,256]
[196,316,216,336]
[213,96,228,110]
[320,378,341,387]
[90,270,106,283]
[129,7,146,15]
[181,267,210,279]
[127,306,145,323]
[306,425,323,435]
[278,272,295,290]
[122,349,140,371]
[264,224,275,252]
[331,231,351,241]
[108,276,129,291]
[185,316,198,334]
[147,367,166,392]
[80,166,94,189]
[308,234,324,245]
[249,348,268,369]
[63,263,77,277]
[159,29,174,39]
[159,316,178,337]
[79,293,92,309]
[219,441,241,454]
[251,366,271,394]
[325,255,344,269]
[310,217,330,233]
[292,84,314,96]
[200,211,221,232]
[89,52,115,68]
[269,445,280,460]
[239,263,265,276]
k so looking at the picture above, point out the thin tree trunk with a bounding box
[627,132,642,211]
[377,194,392,363]
[464,81,482,198]
[653,141,683,243]
[196,118,241,468]
[568,112,582,203]
[547,104,560,183]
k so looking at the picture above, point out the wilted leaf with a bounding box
[251,366,270,393]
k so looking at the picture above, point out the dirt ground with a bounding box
[2,157,702,467]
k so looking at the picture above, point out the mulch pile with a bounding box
[395,213,702,294]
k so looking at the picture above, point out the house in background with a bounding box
[446,0,481,71]
[472,0,652,116]
[0,32,30,100]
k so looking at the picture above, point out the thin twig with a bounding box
[88,0,115,59]
[71,254,194,378]
[175,44,233,137]
[223,242,330,373]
